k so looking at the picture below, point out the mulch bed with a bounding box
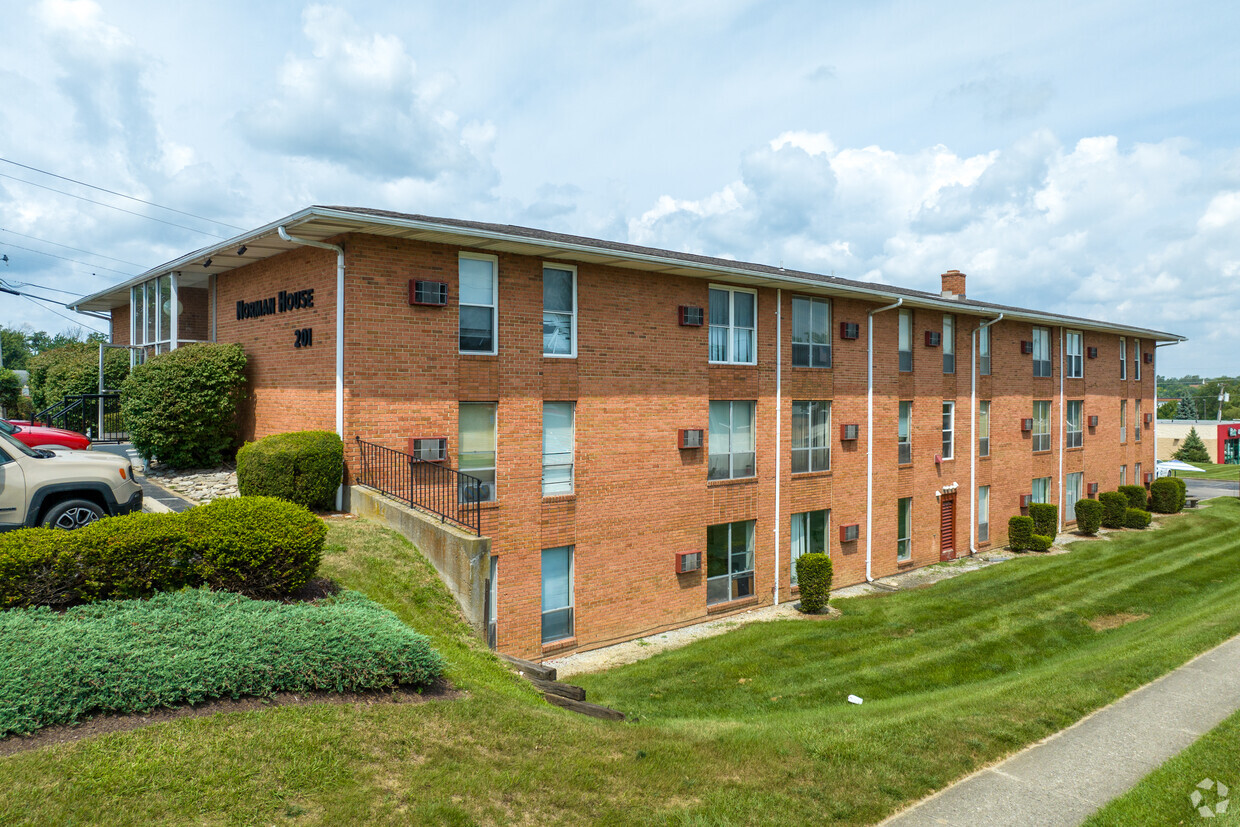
[0,678,461,758]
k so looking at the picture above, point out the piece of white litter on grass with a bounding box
[848,695,863,705]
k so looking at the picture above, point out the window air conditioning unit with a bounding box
[409,280,448,306]
[840,322,860,340]
[1143,352,1153,364]
[839,523,860,542]
[678,428,703,449]
[840,423,859,441]
[461,482,493,503]
[1021,417,1034,432]
[1144,413,1153,426]
[1020,340,1034,355]
[1088,415,1099,427]
[679,305,704,326]
[675,551,702,574]
[409,437,446,461]
[1087,346,1098,359]
[1144,472,1154,485]
[1019,494,1033,508]
[925,331,942,347]
[1087,482,1099,496]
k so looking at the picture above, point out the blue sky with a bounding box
[1,0,1238,375]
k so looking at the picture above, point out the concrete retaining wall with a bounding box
[347,485,491,637]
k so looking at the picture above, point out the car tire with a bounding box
[42,499,106,530]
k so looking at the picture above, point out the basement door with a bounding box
[939,493,956,561]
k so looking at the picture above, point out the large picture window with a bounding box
[459,402,497,502]
[790,510,829,585]
[542,265,576,357]
[1032,326,1051,377]
[1033,401,1051,452]
[542,402,575,496]
[791,296,831,367]
[791,400,830,473]
[707,520,755,605]
[709,287,756,364]
[541,546,573,643]
[459,253,498,353]
[708,401,756,480]
[1066,400,1083,448]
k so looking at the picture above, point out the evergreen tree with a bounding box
[1176,396,1198,420]
[1174,427,1211,463]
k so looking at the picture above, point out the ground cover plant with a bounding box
[4,503,1240,825]
[0,589,444,738]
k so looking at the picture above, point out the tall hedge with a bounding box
[795,553,832,613]
[1099,491,1128,529]
[27,342,129,411]
[1029,503,1058,538]
[1008,516,1034,551]
[237,430,343,510]
[1074,499,1103,535]
[120,343,247,469]
[1119,484,1149,510]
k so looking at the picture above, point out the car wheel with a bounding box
[43,499,106,530]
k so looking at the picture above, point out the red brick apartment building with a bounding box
[73,206,1182,660]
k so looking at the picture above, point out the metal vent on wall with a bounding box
[409,280,448,306]
[679,305,704,326]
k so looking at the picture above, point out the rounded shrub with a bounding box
[1008,515,1034,551]
[1124,508,1152,529]
[1148,478,1182,514]
[1099,491,1128,529]
[183,496,326,598]
[120,342,247,469]
[795,553,832,613]
[1168,476,1188,512]
[74,513,197,601]
[1028,503,1058,538]
[1074,499,1103,535]
[1119,484,1149,510]
[1029,534,1054,552]
[236,430,344,510]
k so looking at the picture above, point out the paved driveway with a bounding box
[1185,478,1239,500]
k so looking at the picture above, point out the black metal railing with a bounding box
[355,437,483,535]
[33,393,127,442]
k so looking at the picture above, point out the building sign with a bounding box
[236,288,314,320]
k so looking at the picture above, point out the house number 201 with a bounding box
[294,328,313,348]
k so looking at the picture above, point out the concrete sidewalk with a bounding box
[881,633,1240,826]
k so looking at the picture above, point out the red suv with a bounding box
[0,419,92,451]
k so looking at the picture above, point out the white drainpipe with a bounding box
[774,288,782,605]
[970,313,1003,555]
[1058,326,1065,534]
[278,226,345,511]
[866,298,903,582]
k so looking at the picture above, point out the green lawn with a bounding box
[1186,461,1240,481]
[1083,708,1240,825]
[2,503,1240,825]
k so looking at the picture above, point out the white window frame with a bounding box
[1066,472,1083,522]
[1066,400,1083,448]
[1066,331,1083,379]
[1135,399,1142,442]
[708,400,756,480]
[1119,336,1127,380]
[459,252,499,355]
[1134,338,1142,381]
[1120,465,1127,486]
[542,263,577,358]
[1136,461,1143,485]
[541,545,574,644]
[941,401,955,460]
[943,315,955,374]
[1032,326,1051,377]
[898,308,913,372]
[898,400,912,464]
[542,401,575,496]
[790,509,830,585]
[708,285,757,365]
[1033,400,1051,452]
[979,324,991,375]
[1120,399,1128,444]
[897,497,912,561]
[791,400,831,473]
[790,295,831,368]
[978,485,990,543]
[979,400,991,457]
[1032,476,1051,504]
[707,520,755,605]
[458,402,497,502]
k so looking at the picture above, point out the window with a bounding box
[1066,472,1083,521]
[1120,465,1128,486]
[978,485,990,543]
[708,401,756,480]
[459,253,497,353]
[1032,476,1051,504]
[541,546,573,643]
[1136,462,1143,484]
[1032,326,1051,377]
[1134,400,1142,442]
[542,402,575,496]
[898,401,912,464]
[707,520,755,604]
[1133,338,1142,380]
[131,277,172,357]
[979,400,991,457]
[1120,399,1128,444]
[792,400,831,473]
[1032,401,1051,452]
[979,324,991,375]
[942,401,955,460]
[1066,400,1083,448]
[790,510,829,585]
[487,556,497,650]
[709,287,756,364]
[458,402,497,502]
[1066,331,1083,378]
[898,309,913,372]
[897,497,912,561]
[791,296,830,367]
[1120,336,1127,380]
[943,315,955,374]
[543,265,576,356]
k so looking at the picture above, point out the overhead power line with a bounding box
[18,296,109,335]
[0,241,137,277]
[4,281,89,297]
[0,228,145,268]
[0,157,243,231]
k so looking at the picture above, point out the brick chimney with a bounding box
[941,270,966,299]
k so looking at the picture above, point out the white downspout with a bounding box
[170,271,179,350]
[1058,326,1065,534]
[970,313,1003,556]
[278,226,346,511]
[774,288,782,606]
[866,298,903,582]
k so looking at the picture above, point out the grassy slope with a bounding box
[1083,708,1240,825]
[1188,461,1240,481]
[2,505,1240,825]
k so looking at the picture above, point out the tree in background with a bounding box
[1173,427,1211,463]
[1157,400,1177,419]
[1176,396,1199,420]
[0,369,22,417]
[27,343,130,411]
